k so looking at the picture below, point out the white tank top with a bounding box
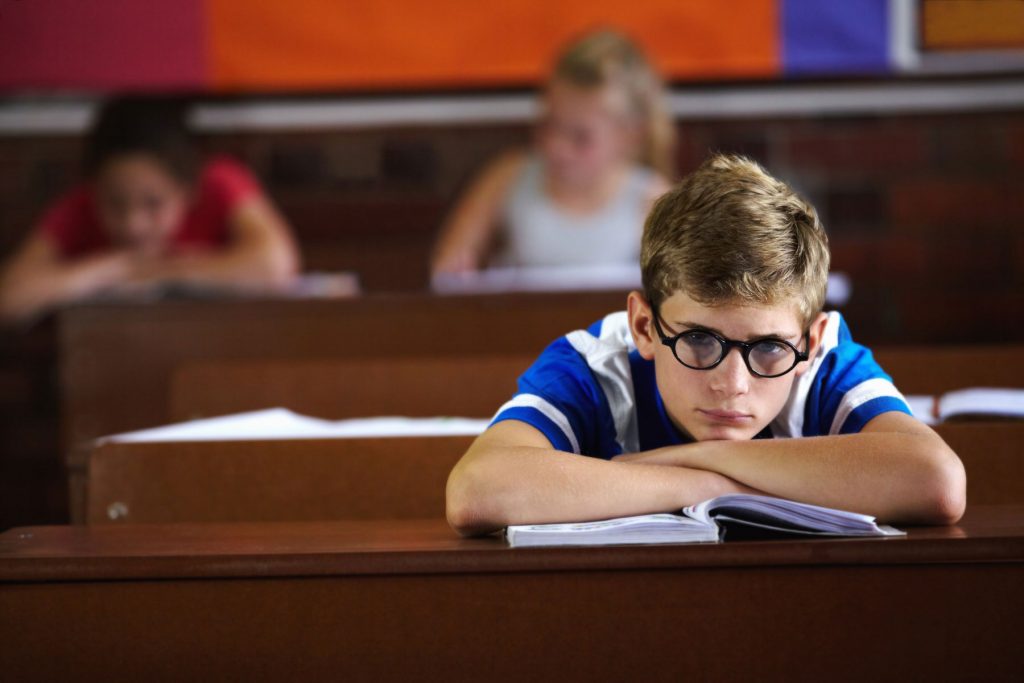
[497,157,654,267]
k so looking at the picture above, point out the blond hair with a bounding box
[641,154,830,326]
[552,29,676,178]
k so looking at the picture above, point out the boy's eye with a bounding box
[677,331,721,367]
[680,331,717,349]
[753,340,788,356]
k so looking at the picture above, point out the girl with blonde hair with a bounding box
[431,29,675,277]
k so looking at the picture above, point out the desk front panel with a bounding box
[1,561,1019,682]
[3,508,1023,681]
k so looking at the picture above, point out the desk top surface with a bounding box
[2,505,1022,583]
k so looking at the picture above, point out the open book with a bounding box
[905,388,1024,426]
[505,494,905,548]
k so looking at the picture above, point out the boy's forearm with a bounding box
[619,430,964,524]
[447,445,754,536]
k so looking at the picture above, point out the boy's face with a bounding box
[628,290,826,442]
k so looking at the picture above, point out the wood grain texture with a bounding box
[1,508,1023,681]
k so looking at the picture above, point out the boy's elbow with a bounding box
[445,458,507,537]
[920,447,967,525]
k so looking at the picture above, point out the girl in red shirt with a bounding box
[0,97,300,320]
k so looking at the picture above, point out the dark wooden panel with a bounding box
[935,422,1024,505]
[59,291,626,448]
[1,509,1023,681]
[874,345,1024,395]
[168,354,532,422]
[58,291,628,520]
[86,436,471,525]
[4,507,1024,582]
[81,423,1024,526]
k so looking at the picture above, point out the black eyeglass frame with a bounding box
[651,308,810,379]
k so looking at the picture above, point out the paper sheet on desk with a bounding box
[99,408,491,443]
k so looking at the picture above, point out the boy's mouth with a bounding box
[698,409,753,424]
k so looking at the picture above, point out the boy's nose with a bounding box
[708,348,750,396]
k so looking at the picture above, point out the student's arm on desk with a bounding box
[615,411,966,525]
[130,196,300,292]
[0,233,136,321]
[431,151,525,277]
[446,419,758,537]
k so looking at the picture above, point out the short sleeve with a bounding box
[804,318,913,436]
[490,337,615,456]
[37,186,107,258]
[202,156,262,208]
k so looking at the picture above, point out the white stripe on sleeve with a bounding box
[829,378,908,435]
[494,394,581,454]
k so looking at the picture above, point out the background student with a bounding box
[430,29,674,278]
[0,97,301,321]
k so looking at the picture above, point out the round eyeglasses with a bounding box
[651,310,810,378]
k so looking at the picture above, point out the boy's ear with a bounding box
[795,312,830,376]
[627,291,657,360]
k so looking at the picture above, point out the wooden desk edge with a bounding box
[3,525,1022,584]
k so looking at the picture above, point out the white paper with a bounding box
[904,394,938,425]
[100,408,490,444]
[507,513,718,548]
[432,266,851,305]
[431,264,642,294]
[938,388,1024,420]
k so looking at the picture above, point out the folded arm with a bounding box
[0,234,136,321]
[131,196,300,292]
[614,411,965,525]
[446,419,759,536]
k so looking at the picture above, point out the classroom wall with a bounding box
[0,1,895,91]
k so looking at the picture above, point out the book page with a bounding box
[506,513,718,547]
[939,388,1024,420]
[686,493,904,537]
[904,394,938,425]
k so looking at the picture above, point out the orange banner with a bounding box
[207,0,779,91]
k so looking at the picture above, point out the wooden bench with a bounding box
[84,422,1024,525]
[58,290,628,520]
[168,355,532,422]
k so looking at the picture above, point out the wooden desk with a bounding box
[168,355,532,422]
[2,506,1022,681]
[58,290,628,519]
[86,435,472,524]
[873,345,1024,395]
[83,423,1024,526]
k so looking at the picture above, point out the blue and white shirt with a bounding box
[491,311,912,458]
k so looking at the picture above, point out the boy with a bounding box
[446,154,965,536]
